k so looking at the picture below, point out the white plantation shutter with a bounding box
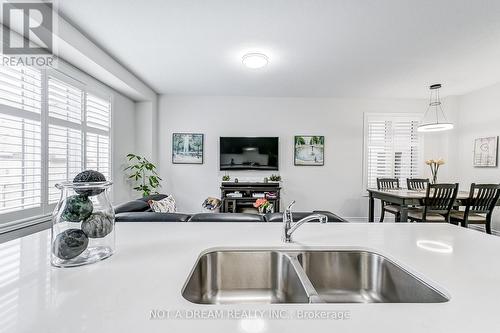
[86,94,111,131]
[47,75,84,204]
[85,93,111,179]
[86,133,110,179]
[48,77,82,123]
[365,114,422,189]
[0,66,41,113]
[0,66,42,217]
[47,125,82,203]
[0,114,42,213]
[0,66,112,226]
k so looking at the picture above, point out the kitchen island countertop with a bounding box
[1,222,500,333]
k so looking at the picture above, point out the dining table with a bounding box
[366,188,500,222]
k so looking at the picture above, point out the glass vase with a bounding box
[51,181,115,267]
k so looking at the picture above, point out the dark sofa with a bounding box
[114,195,347,223]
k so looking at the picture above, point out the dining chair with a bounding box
[450,183,500,234]
[407,183,459,223]
[407,178,429,191]
[376,178,401,222]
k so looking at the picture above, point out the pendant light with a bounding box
[418,84,454,132]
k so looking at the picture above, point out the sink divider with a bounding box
[285,253,325,304]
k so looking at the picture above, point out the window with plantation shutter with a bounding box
[0,114,42,214]
[0,66,42,217]
[86,133,110,179]
[86,94,110,131]
[0,66,41,113]
[47,125,82,203]
[364,114,423,189]
[47,75,84,204]
[85,93,111,180]
[0,65,112,227]
[48,77,82,123]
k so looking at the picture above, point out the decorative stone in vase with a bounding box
[73,170,107,195]
[52,174,115,268]
[61,195,93,222]
[82,212,114,238]
[52,229,89,260]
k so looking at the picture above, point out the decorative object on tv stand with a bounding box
[418,84,454,132]
[124,153,162,197]
[253,198,274,214]
[172,133,204,164]
[294,136,324,166]
[222,174,230,182]
[51,170,115,268]
[425,159,445,184]
[473,136,498,167]
[269,174,281,182]
[263,177,269,183]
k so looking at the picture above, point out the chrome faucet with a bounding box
[282,201,328,243]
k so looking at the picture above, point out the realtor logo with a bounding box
[2,1,53,55]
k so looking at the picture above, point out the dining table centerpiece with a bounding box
[425,158,445,184]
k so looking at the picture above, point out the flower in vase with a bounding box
[253,198,268,208]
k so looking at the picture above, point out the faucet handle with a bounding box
[283,200,296,225]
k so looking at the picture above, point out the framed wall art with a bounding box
[294,135,324,166]
[473,136,498,167]
[172,133,204,164]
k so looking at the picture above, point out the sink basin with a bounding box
[182,249,449,304]
[297,251,449,303]
[182,251,311,304]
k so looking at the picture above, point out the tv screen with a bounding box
[220,137,279,171]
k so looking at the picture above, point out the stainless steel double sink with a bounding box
[182,249,449,304]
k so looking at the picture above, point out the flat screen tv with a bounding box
[220,137,279,171]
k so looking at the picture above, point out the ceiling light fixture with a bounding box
[242,53,269,69]
[418,84,454,132]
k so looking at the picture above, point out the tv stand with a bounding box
[220,182,281,213]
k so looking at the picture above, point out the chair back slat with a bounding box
[407,178,429,191]
[377,178,400,190]
[424,183,459,216]
[467,183,500,214]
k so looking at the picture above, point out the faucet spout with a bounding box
[287,214,328,236]
[282,202,328,243]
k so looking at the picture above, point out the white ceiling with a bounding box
[58,0,500,98]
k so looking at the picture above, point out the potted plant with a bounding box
[124,154,162,197]
[269,174,281,182]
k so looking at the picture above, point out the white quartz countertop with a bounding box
[2,222,500,333]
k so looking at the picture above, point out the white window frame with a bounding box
[362,112,424,192]
[0,64,113,228]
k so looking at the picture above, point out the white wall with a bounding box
[453,84,500,230]
[135,100,159,162]
[158,96,430,218]
[112,93,136,204]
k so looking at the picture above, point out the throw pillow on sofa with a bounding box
[148,195,176,213]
